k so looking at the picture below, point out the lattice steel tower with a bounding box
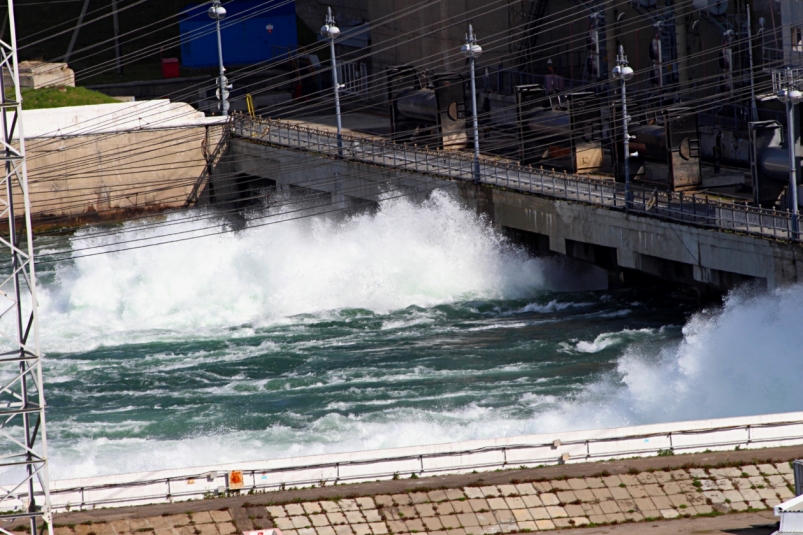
[0,0,53,534]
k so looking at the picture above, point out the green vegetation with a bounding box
[19,86,121,110]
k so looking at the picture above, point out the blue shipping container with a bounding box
[179,0,298,68]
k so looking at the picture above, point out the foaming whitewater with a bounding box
[37,192,546,351]
[527,284,803,431]
[17,192,803,482]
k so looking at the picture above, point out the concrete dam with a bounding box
[200,114,803,294]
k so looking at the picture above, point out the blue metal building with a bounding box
[179,0,298,68]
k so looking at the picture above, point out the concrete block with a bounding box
[599,501,620,514]
[563,505,584,518]
[641,510,661,520]
[334,527,353,535]
[147,517,170,530]
[209,512,231,523]
[478,487,500,498]
[386,521,405,533]
[492,510,514,524]
[636,473,658,485]
[605,513,626,523]
[572,516,591,526]
[555,491,576,503]
[688,469,708,478]
[758,464,780,475]
[427,491,447,503]
[668,494,690,507]
[310,514,329,527]
[195,525,218,535]
[304,503,323,515]
[670,470,690,481]
[627,485,648,498]
[644,484,666,497]
[584,478,604,489]
[520,495,542,508]
[450,501,472,514]
[591,487,613,500]
[748,501,767,510]
[527,508,550,520]
[292,517,312,529]
[326,513,347,525]
[463,488,483,499]
[531,482,552,493]
[716,479,735,490]
[500,496,523,511]
[439,516,460,529]
[651,496,673,510]
[321,502,342,513]
[444,489,465,501]
[391,495,411,507]
[368,523,387,535]
[345,512,366,524]
[534,520,555,530]
[352,524,371,535]
[740,466,761,476]
[539,493,559,506]
[610,487,631,500]
[474,513,495,526]
[374,496,393,508]
[422,517,442,531]
[216,524,236,535]
[316,528,335,535]
[624,512,644,522]
[602,475,623,488]
[274,519,295,531]
[340,500,359,511]
[5,62,75,89]
[434,503,453,515]
[515,521,537,531]
[757,488,778,501]
[363,511,382,523]
[703,490,726,504]
[550,480,571,491]
[694,505,713,514]
[575,489,596,502]
[660,509,679,519]
[286,505,305,516]
[588,514,607,524]
[355,498,375,510]
[175,526,195,535]
[776,463,794,474]
[403,520,423,533]
[463,527,483,535]
[653,472,673,483]
[567,478,588,490]
[408,494,428,505]
[634,498,656,512]
[662,482,682,495]
[552,518,573,528]
[580,503,603,516]
[545,506,567,518]
[413,505,433,518]
[468,499,489,512]
[486,498,507,511]
[456,513,479,527]
[496,485,517,496]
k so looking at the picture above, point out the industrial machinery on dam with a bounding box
[377,0,803,213]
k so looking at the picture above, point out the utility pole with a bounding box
[208,0,230,116]
[461,24,482,184]
[612,45,635,211]
[321,7,342,157]
[774,67,802,240]
[111,0,122,74]
[0,0,53,533]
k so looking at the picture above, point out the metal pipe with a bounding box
[747,5,758,123]
[786,95,800,237]
[111,0,122,74]
[209,0,229,116]
[323,7,342,157]
[463,24,482,184]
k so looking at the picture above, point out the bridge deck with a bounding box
[232,115,796,244]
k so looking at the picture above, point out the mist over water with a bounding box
[19,192,803,481]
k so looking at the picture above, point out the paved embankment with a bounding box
[33,445,803,535]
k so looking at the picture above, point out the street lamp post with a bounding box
[208,0,230,116]
[612,45,635,212]
[321,7,342,157]
[776,67,802,240]
[461,24,482,184]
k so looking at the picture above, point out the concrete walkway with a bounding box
[38,445,803,535]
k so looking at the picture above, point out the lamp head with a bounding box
[208,2,226,20]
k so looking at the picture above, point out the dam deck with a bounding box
[31,445,803,535]
[221,115,803,292]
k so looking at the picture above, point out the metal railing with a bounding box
[232,115,797,243]
[26,411,803,512]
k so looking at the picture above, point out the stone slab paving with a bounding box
[52,511,238,535]
[263,462,794,534]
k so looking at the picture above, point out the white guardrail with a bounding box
[21,411,803,513]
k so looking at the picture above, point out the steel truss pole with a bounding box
[0,0,53,534]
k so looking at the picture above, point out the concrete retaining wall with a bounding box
[32,411,803,513]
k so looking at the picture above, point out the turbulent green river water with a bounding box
[14,192,803,481]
